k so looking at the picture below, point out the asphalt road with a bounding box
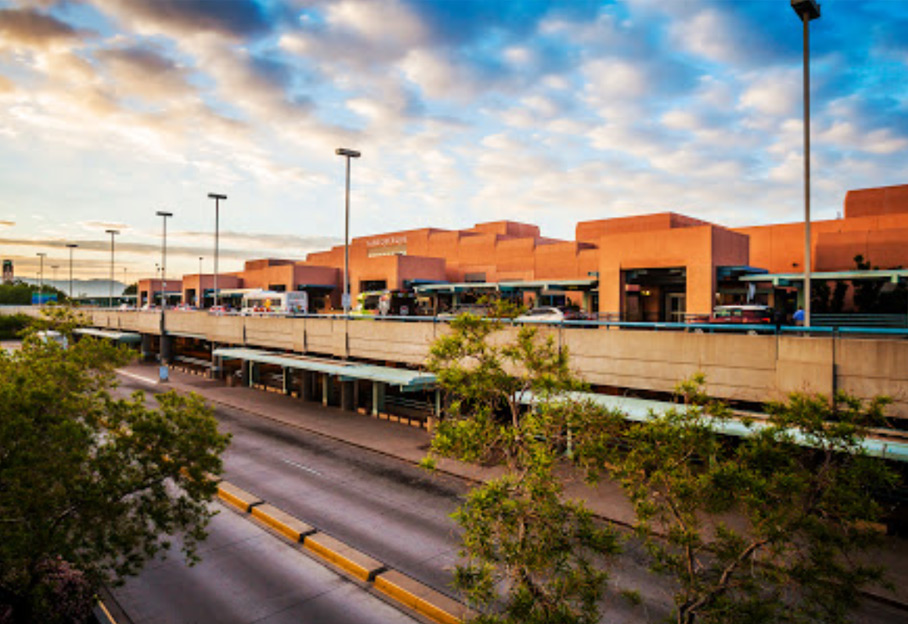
[114,374,908,624]
[109,500,420,624]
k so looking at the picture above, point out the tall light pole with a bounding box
[336,147,361,360]
[207,193,226,309]
[335,148,361,313]
[792,0,820,328]
[36,252,46,304]
[105,229,118,308]
[198,256,203,307]
[156,211,173,309]
[66,243,77,302]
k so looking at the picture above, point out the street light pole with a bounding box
[105,230,118,308]
[156,211,173,309]
[156,211,173,382]
[335,147,361,359]
[207,193,227,309]
[36,252,46,304]
[198,256,203,307]
[66,243,77,302]
[792,0,820,328]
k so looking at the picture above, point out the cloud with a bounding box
[79,221,130,232]
[95,45,196,102]
[0,8,87,50]
[0,220,14,227]
[93,0,271,40]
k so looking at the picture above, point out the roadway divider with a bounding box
[216,479,475,624]
[375,569,472,624]
[303,532,385,582]
[217,482,264,513]
[251,503,316,542]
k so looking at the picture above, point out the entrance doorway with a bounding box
[665,292,686,323]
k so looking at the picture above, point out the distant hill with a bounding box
[18,278,128,298]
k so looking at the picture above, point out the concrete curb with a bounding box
[217,479,475,624]
[375,569,472,624]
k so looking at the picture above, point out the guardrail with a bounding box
[6,305,908,337]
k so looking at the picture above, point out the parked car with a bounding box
[208,305,231,315]
[709,305,773,324]
[515,306,588,323]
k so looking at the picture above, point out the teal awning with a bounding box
[74,328,142,344]
[212,347,436,391]
[519,391,908,463]
[740,269,908,285]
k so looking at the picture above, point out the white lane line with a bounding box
[117,370,160,385]
[281,458,323,476]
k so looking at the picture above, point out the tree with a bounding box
[425,306,620,624]
[0,314,230,623]
[577,374,899,624]
[123,282,138,296]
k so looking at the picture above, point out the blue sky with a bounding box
[1,0,907,283]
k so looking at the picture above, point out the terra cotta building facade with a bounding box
[138,183,908,320]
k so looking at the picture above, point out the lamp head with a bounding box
[208,193,227,200]
[791,0,820,20]
[105,229,119,235]
[156,210,173,218]
[66,243,78,249]
[335,148,361,158]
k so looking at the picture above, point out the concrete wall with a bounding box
[65,310,908,420]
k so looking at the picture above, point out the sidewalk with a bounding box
[121,363,908,609]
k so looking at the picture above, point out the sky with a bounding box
[1,0,907,284]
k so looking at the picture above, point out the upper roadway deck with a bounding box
[64,308,908,422]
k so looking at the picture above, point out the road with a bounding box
[114,373,908,624]
[109,500,420,624]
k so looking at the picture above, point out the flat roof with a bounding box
[212,347,436,391]
[519,390,908,463]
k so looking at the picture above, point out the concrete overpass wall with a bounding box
[8,308,907,419]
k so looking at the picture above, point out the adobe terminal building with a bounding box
[138,183,908,320]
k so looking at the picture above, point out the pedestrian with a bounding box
[793,307,805,326]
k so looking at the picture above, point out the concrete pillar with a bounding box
[212,356,223,380]
[240,360,249,386]
[341,380,354,411]
[160,334,174,364]
[322,374,330,406]
[353,380,361,410]
[300,371,313,401]
[141,334,154,362]
[282,367,291,395]
[372,381,385,416]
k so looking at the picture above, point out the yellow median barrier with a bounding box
[303,533,385,582]
[251,504,316,543]
[217,481,264,513]
[374,569,473,624]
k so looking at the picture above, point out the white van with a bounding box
[241,290,308,316]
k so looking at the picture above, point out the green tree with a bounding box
[578,375,899,624]
[0,316,230,623]
[425,306,620,624]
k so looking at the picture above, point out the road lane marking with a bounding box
[281,458,323,476]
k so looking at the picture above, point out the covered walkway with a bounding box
[212,347,437,419]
